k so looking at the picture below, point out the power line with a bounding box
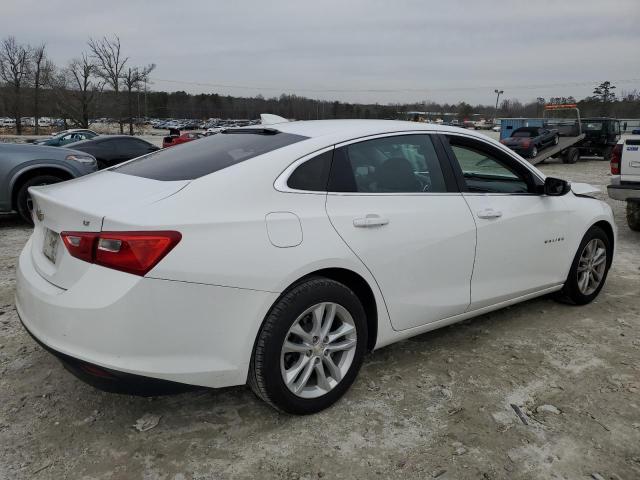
[148,76,640,94]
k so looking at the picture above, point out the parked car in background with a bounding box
[162,131,204,148]
[15,120,615,414]
[65,135,159,169]
[608,134,640,231]
[500,126,559,158]
[0,143,97,222]
[33,129,98,147]
[578,118,621,161]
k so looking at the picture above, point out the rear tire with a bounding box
[557,226,611,305]
[603,146,613,163]
[553,135,559,145]
[15,175,65,224]
[627,200,640,232]
[248,277,368,414]
[562,147,579,164]
[530,146,538,158]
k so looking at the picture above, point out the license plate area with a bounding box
[42,228,59,264]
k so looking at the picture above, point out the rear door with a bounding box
[442,133,571,309]
[325,133,476,331]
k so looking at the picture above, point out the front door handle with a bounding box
[477,208,503,219]
[353,214,389,228]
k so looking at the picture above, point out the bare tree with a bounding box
[31,43,54,134]
[0,36,31,134]
[88,35,128,132]
[122,64,155,135]
[53,54,102,128]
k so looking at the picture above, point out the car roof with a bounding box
[248,119,487,144]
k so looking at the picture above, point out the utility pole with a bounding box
[494,89,504,120]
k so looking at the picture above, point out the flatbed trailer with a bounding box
[500,104,586,166]
[528,133,586,165]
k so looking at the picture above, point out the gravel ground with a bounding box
[0,156,639,480]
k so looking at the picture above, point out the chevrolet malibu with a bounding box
[16,120,615,414]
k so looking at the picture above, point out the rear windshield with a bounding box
[582,122,603,131]
[113,130,307,181]
[512,131,534,137]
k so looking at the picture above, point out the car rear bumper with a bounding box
[607,184,640,201]
[15,238,278,389]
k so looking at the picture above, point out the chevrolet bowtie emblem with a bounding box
[36,209,44,221]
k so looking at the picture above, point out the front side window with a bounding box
[328,135,447,193]
[446,136,532,194]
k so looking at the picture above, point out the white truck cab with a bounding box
[608,135,640,230]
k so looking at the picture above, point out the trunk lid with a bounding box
[29,171,189,289]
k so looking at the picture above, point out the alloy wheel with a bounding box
[280,302,357,399]
[577,238,607,295]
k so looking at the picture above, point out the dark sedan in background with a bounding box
[500,126,559,158]
[66,135,159,169]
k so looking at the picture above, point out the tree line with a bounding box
[1,34,639,134]
[0,35,154,134]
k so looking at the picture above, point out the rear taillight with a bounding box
[521,140,531,148]
[60,231,181,276]
[610,144,622,175]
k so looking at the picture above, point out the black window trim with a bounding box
[440,132,545,196]
[277,131,463,195]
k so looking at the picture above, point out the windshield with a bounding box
[113,130,308,181]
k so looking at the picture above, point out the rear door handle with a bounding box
[353,214,389,228]
[476,208,503,219]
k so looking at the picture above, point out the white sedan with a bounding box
[16,119,615,414]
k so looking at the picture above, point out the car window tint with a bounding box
[287,150,332,191]
[447,137,530,194]
[114,131,308,181]
[328,135,447,193]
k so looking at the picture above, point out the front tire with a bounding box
[248,277,368,414]
[558,226,611,305]
[627,200,640,232]
[16,175,65,224]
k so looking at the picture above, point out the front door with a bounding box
[442,133,571,310]
[325,133,477,331]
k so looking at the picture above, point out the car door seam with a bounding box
[323,191,395,331]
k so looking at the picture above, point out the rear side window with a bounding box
[113,131,307,181]
[328,134,447,193]
[287,150,333,191]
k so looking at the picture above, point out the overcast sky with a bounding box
[3,0,639,105]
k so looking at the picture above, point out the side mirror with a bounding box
[544,177,570,196]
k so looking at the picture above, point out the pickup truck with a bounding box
[607,136,640,231]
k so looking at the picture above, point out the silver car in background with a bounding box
[0,143,97,223]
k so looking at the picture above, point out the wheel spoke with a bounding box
[327,323,355,343]
[327,337,356,352]
[311,304,326,336]
[293,357,315,393]
[323,355,342,382]
[578,272,589,292]
[284,355,310,387]
[315,361,331,391]
[283,340,310,353]
[320,303,336,338]
[592,248,606,266]
[290,323,313,343]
